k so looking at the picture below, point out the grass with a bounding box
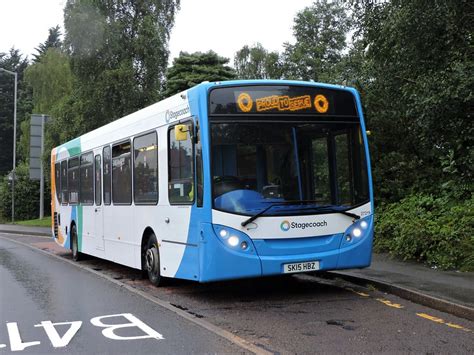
[15,216,51,228]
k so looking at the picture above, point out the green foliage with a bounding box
[16,216,51,227]
[234,43,282,79]
[64,0,180,131]
[352,0,473,202]
[375,194,474,271]
[164,51,235,96]
[25,48,73,115]
[0,49,32,175]
[0,162,40,221]
[281,0,351,82]
[32,25,62,63]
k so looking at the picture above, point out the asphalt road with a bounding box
[0,236,243,354]
[1,233,474,354]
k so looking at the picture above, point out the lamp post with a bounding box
[0,67,18,223]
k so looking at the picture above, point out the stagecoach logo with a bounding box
[280,219,328,232]
[165,106,190,123]
[280,220,291,231]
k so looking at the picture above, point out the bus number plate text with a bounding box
[283,261,320,274]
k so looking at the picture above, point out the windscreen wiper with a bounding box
[287,206,361,220]
[241,200,360,227]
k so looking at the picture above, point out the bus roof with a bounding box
[52,80,360,158]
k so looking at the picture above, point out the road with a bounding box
[1,233,474,354]
[0,236,244,354]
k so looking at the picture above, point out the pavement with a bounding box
[1,223,473,321]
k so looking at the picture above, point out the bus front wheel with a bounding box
[145,234,164,286]
[71,225,82,261]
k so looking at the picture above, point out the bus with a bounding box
[51,80,373,286]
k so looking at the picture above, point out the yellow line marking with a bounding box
[376,298,404,309]
[417,313,444,323]
[417,313,472,332]
[346,288,370,297]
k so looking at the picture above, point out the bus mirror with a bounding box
[175,124,188,141]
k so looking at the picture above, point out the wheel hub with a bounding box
[145,247,158,273]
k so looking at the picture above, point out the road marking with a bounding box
[90,313,164,340]
[346,287,370,297]
[6,323,41,352]
[376,298,404,309]
[417,313,472,332]
[3,314,162,352]
[0,234,272,355]
[34,321,82,348]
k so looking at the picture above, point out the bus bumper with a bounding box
[199,215,373,282]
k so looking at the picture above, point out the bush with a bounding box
[375,194,474,271]
[0,162,40,221]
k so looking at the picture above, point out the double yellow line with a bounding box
[345,286,472,333]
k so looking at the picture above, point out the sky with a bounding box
[0,0,314,65]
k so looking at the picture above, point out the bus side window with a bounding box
[168,123,194,204]
[80,152,94,205]
[61,160,68,204]
[103,146,111,205]
[112,141,132,204]
[68,157,79,204]
[55,162,61,203]
[95,154,102,205]
[133,131,158,204]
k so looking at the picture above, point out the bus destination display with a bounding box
[209,85,357,117]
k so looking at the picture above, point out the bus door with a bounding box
[160,120,200,279]
[94,153,105,250]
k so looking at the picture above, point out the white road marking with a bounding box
[34,321,82,348]
[6,322,41,352]
[90,313,164,340]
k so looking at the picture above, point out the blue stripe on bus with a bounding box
[174,85,210,280]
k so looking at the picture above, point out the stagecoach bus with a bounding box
[51,80,374,286]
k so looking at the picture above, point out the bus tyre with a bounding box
[71,225,82,262]
[145,234,164,286]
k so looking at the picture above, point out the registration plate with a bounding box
[283,261,320,274]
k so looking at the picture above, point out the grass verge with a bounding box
[15,216,51,228]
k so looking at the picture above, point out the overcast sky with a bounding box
[0,0,314,65]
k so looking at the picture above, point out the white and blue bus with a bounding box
[51,80,373,286]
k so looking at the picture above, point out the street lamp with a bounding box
[0,67,18,223]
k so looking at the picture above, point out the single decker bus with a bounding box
[51,80,374,286]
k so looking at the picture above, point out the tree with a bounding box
[32,25,62,63]
[281,0,352,82]
[234,43,282,79]
[164,51,235,97]
[20,48,74,163]
[0,162,40,221]
[0,49,31,176]
[63,0,180,132]
[352,0,473,201]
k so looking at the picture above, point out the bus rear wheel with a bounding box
[144,234,165,286]
[71,224,82,261]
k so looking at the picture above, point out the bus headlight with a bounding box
[228,236,239,247]
[341,216,373,247]
[219,229,228,238]
[212,224,255,253]
[352,227,362,238]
